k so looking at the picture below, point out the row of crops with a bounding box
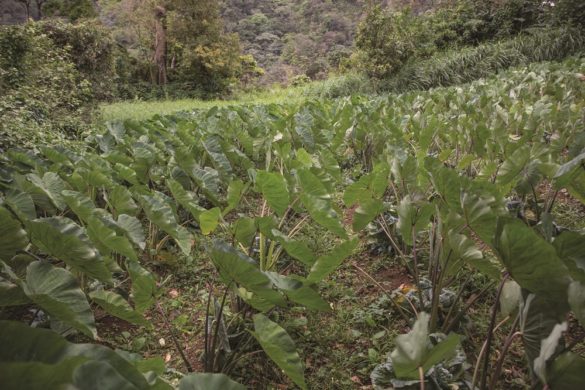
[1,57,585,389]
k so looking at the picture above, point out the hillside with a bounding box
[221,0,366,84]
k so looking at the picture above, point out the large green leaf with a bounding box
[117,214,146,250]
[0,320,161,389]
[106,185,139,216]
[199,207,221,235]
[553,231,585,283]
[167,178,205,220]
[352,198,384,232]
[265,272,330,311]
[568,281,585,328]
[178,373,245,390]
[256,171,289,217]
[211,241,284,307]
[27,217,112,283]
[425,158,462,211]
[191,167,222,206]
[89,290,148,327]
[232,217,257,247]
[86,216,137,261]
[497,144,533,190]
[298,169,346,238]
[533,322,568,384]
[343,163,389,206]
[548,352,585,390]
[139,194,193,255]
[271,229,315,266]
[22,261,97,339]
[202,135,233,177]
[0,276,30,307]
[252,314,307,390]
[554,152,585,203]
[445,230,500,279]
[343,178,369,208]
[223,179,246,216]
[397,195,433,245]
[127,261,157,314]
[459,191,499,245]
[3,189,36,221]
[62,190,96,222]
[495,219,571,304]
[25,172,68,211]
[319,149,341,182]
[390,312,430,379]
[391,312,461,379]
[0,207,28,261]
[520,294,567,365]
[307,238,358,283]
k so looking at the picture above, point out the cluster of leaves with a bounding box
[0,81,384,387]
[384,27,585,92]
[0,20,126,149]
[354,0,585,82]
[221,0,364,84]
[346,58,585,388]
[2,55,585,389]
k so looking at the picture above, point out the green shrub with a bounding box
[39,20,122,101]
[354,0,574,81]
[552,0,585,28]
[0,23,95,150]
[290,74,311,87]
[301,73,375,99]
[383,27,585,92]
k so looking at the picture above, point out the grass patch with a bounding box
[100,73,372,122]
[99,88,303,122]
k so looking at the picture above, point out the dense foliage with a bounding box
[0,22,95,149]
[355,0,585,83]
[2,1,585,388]
[2,57,585,388]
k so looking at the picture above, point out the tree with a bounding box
[35,0,47,19]
[16,0,32,20]
[153,5,167,85]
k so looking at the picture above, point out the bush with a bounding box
[354,0,564,81]
[552,0,585,28]
[39,20,123,101]
[0,23,95,150]
[301,73,374,99]
[383,27,585,92]
[290,74,311,87]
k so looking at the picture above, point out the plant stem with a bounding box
[259,200,267,270]
[530,183,541,221]
[488,315,521,390]
[545,189,559,213]
[419,366,425,390]
[441,272,472,333]
[412,229,425,310]
[203,284,212,371]
[471,315,511,389]
[480,274,508,390]
[210,283,231,371]
[444,281,495,334]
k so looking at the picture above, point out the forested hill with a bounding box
[220,0,438,84]
[221,0,366,84]
[1,0,442,85]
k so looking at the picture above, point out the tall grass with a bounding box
[100,73,373,122]
[384,27,585,92]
